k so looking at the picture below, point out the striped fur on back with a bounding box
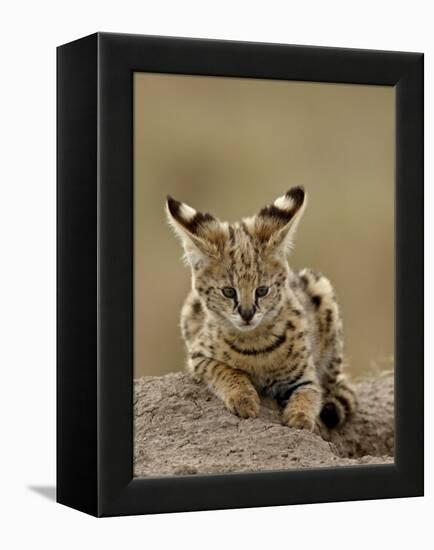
[166,187,357,431]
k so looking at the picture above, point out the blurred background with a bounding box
[134,73,394,380]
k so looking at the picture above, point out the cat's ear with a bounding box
[252,187,307,254]
[166,195,225,265]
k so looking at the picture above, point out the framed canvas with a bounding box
[57,32,423,517]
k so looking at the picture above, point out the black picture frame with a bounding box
[57,32,424,517]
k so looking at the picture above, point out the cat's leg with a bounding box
[281,378,322,431]
[188,352,260,418]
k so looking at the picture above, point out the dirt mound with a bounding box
[134,372,393,477]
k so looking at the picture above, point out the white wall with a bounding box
[0,1,431,548]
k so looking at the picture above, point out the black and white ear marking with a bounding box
[254,186,307,252]
[166,195,224,264]
[166,195,215,236]
[258,186,305,226]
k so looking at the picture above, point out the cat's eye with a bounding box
[255,286,269,298]
[222,287,237,299]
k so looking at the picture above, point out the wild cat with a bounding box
[166,187,357,431]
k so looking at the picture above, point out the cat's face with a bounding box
[166,187,306,332]
[192,229,290,331]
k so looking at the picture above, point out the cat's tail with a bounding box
[320,379,358,429]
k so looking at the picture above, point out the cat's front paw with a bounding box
[226,388,260,419]
[282,409,315,431]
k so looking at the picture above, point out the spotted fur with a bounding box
[166,187,357,431]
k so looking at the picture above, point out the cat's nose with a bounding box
[238,305,256,322]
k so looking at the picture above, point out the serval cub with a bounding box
[166,187,356,431]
